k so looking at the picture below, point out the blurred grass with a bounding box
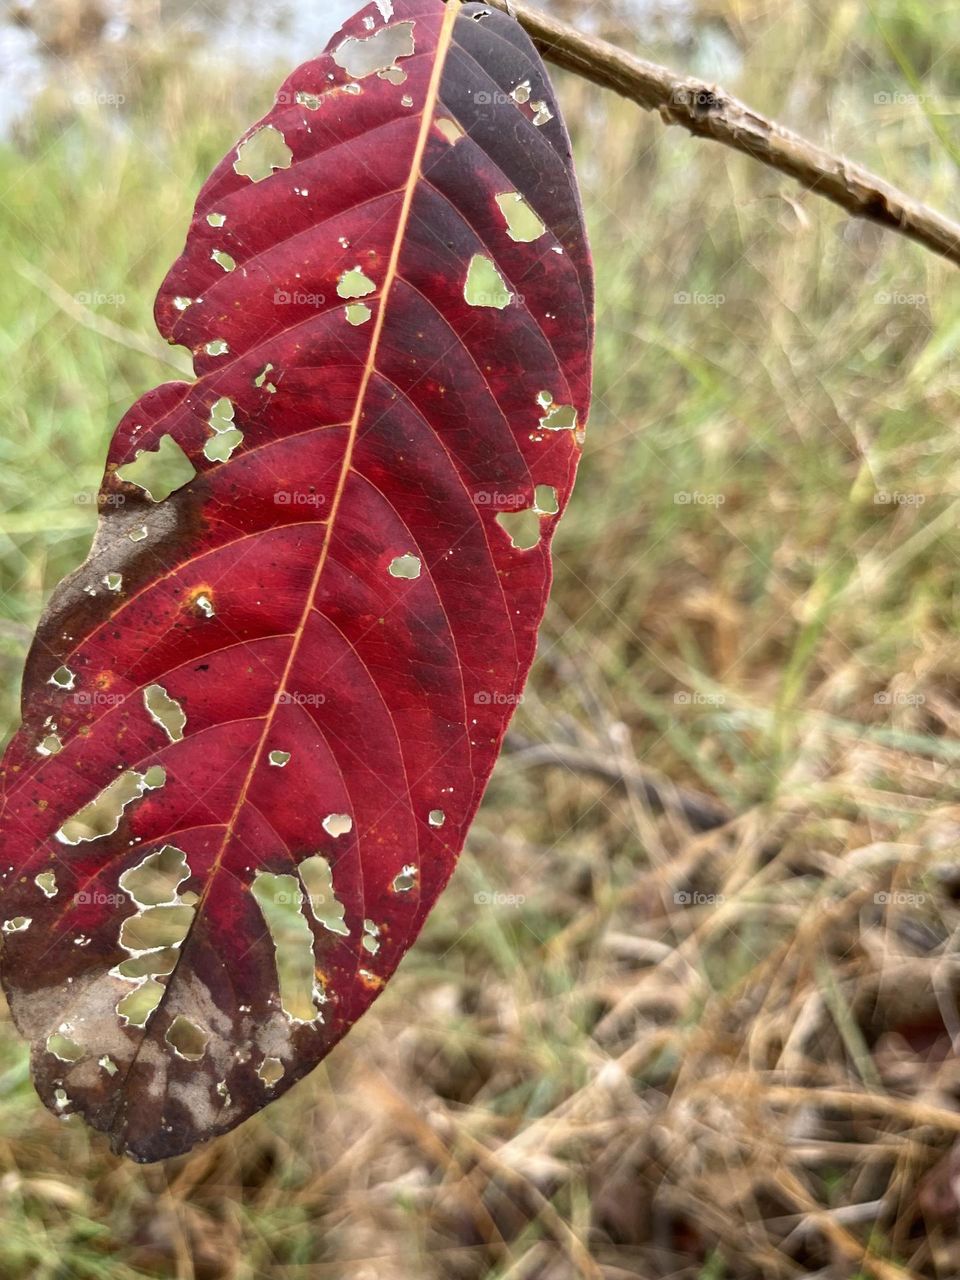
[1,0,960,1276]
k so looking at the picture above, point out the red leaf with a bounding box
[0,0,593,1161]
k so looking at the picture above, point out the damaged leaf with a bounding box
[0,0,593,1162]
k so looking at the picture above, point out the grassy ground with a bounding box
[2,0,960,1275]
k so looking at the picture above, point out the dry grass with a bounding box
[1,0,960,1275]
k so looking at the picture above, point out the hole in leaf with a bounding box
[234,125,293,182]
[206,211,226,227]
[392,864,418,893]
[495,192,546,243]
[204,428,243,462]
[389,553,421,579]
[116,435,196,502]
[533,484,559,515]
[250,872,321,1022]
[254,363,275,389]
[211,249,236,272]
[104,572,122,592]
[378,65,406,84]
[299,854,349,936]
[497,509,542,550]
[362,919,381,954]
[3,917,31,933]
[35,871,57,897]
[117,979,164,1028]
[120,845,191,907]
[50,666,75,690]
[333,21,415,79]
[204,339,229,357]
[268,750,291,767]
[37,733,63,756]
[345,303,371,326]
[204,397,243,461]
[337,267,376,299]
[531,100,553,126]
[174,296,194,311]
[436,117,464,144]
[116,947,179,980]
[512,80,531,104]
[165,1014,208,1061]
[129,526,148,542]
[464,255,513,309]
[322,812,353,837]
[258,1056,284,1086]
[209,397,234,429]
[295,90,323,109]
[428,809,445,827]
[57,766,166,846]
[119,904,194,952]
[100,1056,118,1076]
[540,403,578,431]
[144,685,186,742]
[47,1031,83,1062]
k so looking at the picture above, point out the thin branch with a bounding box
[503,732,733,832]
[469,0,960,270]
[13,259,193,376]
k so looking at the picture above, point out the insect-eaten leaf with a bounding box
[0,0,593,1163]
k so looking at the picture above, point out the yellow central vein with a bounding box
[203,1,462,892]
